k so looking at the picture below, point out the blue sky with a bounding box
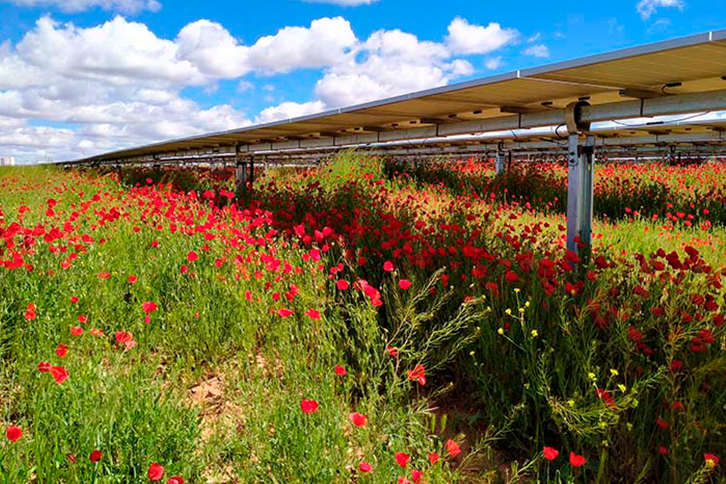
[0,0,724,162]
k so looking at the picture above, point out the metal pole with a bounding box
[566,134,595,255]
[235,157,247,193]
[495,142,505,175]
[249,156,255,187]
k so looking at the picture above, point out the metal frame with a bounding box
[60,28,726,255]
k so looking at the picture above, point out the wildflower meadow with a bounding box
[1,154,725,483]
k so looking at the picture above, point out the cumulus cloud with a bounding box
[445,17,518,55]
[523,44,550,58]
[636,0,684,20]
[314,28,474,108]
[6,0,161,14]
[256,100,327,124]
[0,15,523,162]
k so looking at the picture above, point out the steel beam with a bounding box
[566,134,596,256]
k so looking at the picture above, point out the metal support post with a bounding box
[566,134,595,255]
[249,156,255,187]
[565,101,596,257]
[235,156,248,193]
[495,142,506,175]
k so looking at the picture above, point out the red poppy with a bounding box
[70,296,79,304]
[167,477,184,484]
[658,446,668,455]
[278,308,294,318]
[89,450,102,462]
[6,426,22,442]
[407,364,426,386]
[411,470,423,483]
[445,439,461,458]
[305,309,321,320]
[38,361,51,373]
[128,275,138,284]
[399,279,412,290]
[543,446,559,461]
[77,315,88,324]
[397,478,410,484]
[359,461,372,473]
[384,261,394,272]
[705,453,720,467]
[300,399,319,414]
[334,365,347,376]
[24,303,36,321]
[70,326,84,336]
[569,451,586,467]
[395,452,410,468]
[350,412,367,427]
[68,454,77,463]
[98,272,111,279]
[142,302,158,314]
[50,366,69,384]
[187,251,198,262]
[336,279,349,290]
[56,343,69,358]
[148,462,165,481]
[428,452,439,464]
[386,345,398,357]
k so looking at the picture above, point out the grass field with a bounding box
[1,156,725,483]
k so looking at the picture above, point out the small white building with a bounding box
[0,156,16,166]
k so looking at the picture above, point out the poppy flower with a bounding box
[336,279,349,290]
[98,272,111,279]
[300,399,319,414]
[128,275,138,284]
[359,461,372,473]
[278,308,294,318]
[397,478,410,484]
[658,446,668,456]
[411,470,423,484]
[148,462,165,481]
[395,452,410,468]
[384,261,395,272]
[142,302,158,314]
[399,279,412,290]
[569,451,586,467]
[6,426,22,442]
[407,364,426,386]
[543,447,559,461]
[89,450,102,462]
[334,365,347,376]
[187,251,198,262]
[305,309,321,320]
[705,453,720,467]
[77,315,88,324]
[350,412,367,427]
[428,452,439,464]
[386,345,398,357]
[70,296,79,304]
[56,343,69,358]
[50,366,69,384]
[38,361,51,373]
[68,454,77,463]
[167,477,184,484]
[69,326,84,336]
[445,439,461,458]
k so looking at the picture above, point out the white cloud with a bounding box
[6,0,161,14]
[523,44,550,58]
[636,0,684,20]
[295,0,380,5]
[246,17,356,74]
[256,100,327,124]
[445,17,518,55]
[0,14,521,162]
[485,56,503,70]
[314,27,474,108]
